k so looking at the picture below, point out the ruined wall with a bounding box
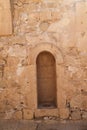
[0,0,87,120]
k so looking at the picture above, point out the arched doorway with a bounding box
[36,51,57,108]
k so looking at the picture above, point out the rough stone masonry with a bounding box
[0,0,87,120]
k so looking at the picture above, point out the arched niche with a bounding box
[28,43,63,65]
[27,43,64,110]
[36,51,57,108]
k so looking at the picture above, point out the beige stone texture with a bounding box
[0,0,87,120]
[82,111,87,120]
[70,94,87,109]
[71,110,81,120]
[23,109,33,120]
[12,111,22,120]
[59,108,70,119]
[35,109,59,118]
[0,0,12,35]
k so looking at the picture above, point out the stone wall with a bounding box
[0,0,87,120]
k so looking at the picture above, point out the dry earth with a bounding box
[0,120,87,130]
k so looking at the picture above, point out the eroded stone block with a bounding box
[59,108,70,119]
[23,109,33,120]
[12,111,22,120]
[0,0,12,36]
[71,110,81,120]
[35,109,59,118]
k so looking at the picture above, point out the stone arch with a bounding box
[28,43,63,65]
[27,43,64,111]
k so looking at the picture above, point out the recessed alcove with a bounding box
[36,51,57,109]
[28,43,64,117]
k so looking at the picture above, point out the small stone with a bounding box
[44,116,49,120]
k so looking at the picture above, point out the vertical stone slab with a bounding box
[0,0,12,36]
[76,2,87,32]
[76,1,87,52]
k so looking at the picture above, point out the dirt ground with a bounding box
[0,120,87,130]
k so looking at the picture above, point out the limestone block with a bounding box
[7,57,19,67]
[51,11,62,21]
[70,94,87,109]
[35,109,59,118]
[0,0,10,8]
[3,85,23,110]
[0,0,12,35]
[76,2,87,52]
[12,111,22,120]
[23,109,33,120]
[70,95,82,109]
[81,95,87,109]
[40,11,52,21]
[71,110,81,120]
[77,42,87,53]
[59,108,69,119]
[48,22,59,33]
[76,2,87,32]
[28,13,40,25]
[48,17,70,33]
[0,79,7,89]
[46,2,57,8]
[80,55,87,67]
[82,111,87,120]
[8,45,26,57]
